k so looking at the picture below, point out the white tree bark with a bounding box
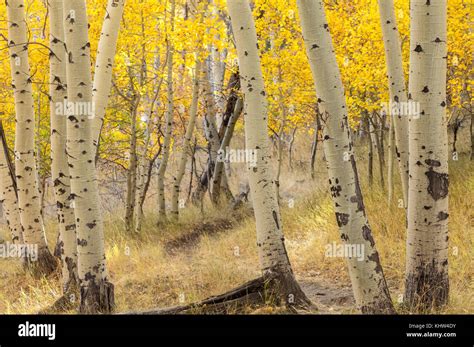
[156,0,176,221]
[378,0,409,206]
[6,0,56,274]
[171,59,201,218]
[227,0,311,306]
[405,0,449,310]
[63,0,114,313]
[210,97,243,203]
[48,0,79,294]
[125,102,138,232]
[387,114,395,202]
[91,0,126,154]
[0,123,22,243]
[297,0,394,313]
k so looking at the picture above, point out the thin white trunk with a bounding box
[378,0,409,207]
[63,0,114,313]
[125,104,138,232]
[157,0,176,221]
[297,0,394,313]
[405,0,449,310]
[91,0,126,154]
[387,114,395,202]
[171,59,201,218]
[210,98,243,203]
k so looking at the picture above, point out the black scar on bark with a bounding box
[335,212,349,227]
[272,210,280,230]
[367,252,383,274]
[425,169,448,201]
[330,184,342,198]
[362,225,375,247]
[437,211,449,221]
[425,159,441,167]
[86,222,96,229]
[349,155,366,213]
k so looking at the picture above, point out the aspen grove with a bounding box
[0,0,471,315]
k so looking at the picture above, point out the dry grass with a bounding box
[0,135,472,314]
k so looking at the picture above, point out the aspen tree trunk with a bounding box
[91,0,126,154]
[157,0,176,221]
[209,1,227,129]
[227,0,311,307]
[367,114,374,186]
[288,127,297,171]
[6,0,57,275]
[297,0,394,313]
[387,114,395,202]
[371,116,385,189]
[0,122,22,243]
[63,0,114,313]
[171,59,201,218]
[405,0,449,310]
[378,0,409,206]
[49,0,78,294]
[210,98,243,204]
[209,71,242,204]
[275,106,287,200]
[125,104,138,232]
[471,113,473,160]
[310,111,321,180]
[191,65,221,205]
[202,66,221,166]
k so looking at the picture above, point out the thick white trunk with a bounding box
[405,0,449,310]
[63,0,114,313]
[227,0,293,276]
[49,0,78,293]
[6,0,56,273]
[297,0,394,313]
[378,0,409,206]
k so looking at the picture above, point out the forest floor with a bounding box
[0,146,472,314]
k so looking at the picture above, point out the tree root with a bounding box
[80,280,115,314]
[38,291,79,314]
[25,247,60,278]
[130,273,316,314]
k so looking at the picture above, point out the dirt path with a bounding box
[298,277,355,313]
